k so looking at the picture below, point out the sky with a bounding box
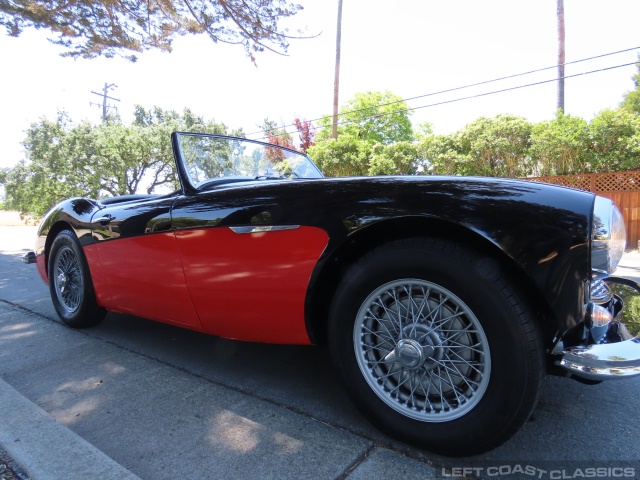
[0,0,639,170]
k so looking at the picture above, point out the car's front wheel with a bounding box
[329,237,544,456]
[48,230,106,328]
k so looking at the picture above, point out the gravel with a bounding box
[0,446,29,480]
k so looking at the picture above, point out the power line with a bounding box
[246,46,640,140]
[367,46,640,118]
[377,62,639,118]
[257,60,638,142]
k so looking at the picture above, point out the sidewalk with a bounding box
[616,249,640,282]
[0,378,140,480]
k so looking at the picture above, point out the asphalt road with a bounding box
[1,225,639,480]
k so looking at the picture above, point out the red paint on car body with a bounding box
[36,254,48,284]
[95,232,202,329]
[175,226,329,344]
[83,244,111,307]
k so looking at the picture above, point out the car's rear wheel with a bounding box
[48,230,106,328]
[329,237,544,456]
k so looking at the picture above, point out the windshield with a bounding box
[175,133,323,188]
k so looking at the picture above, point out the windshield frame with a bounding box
[172,132,323,194]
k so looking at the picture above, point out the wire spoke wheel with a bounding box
[330,238,543,454]
[48,230,106,328]
[354,279,491,422]
[53,245,85,314]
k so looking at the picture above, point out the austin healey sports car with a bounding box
[24,132,640,456]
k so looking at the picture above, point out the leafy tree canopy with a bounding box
[0,0,306,62]
[316,91,414,145]
[620,56,640,114]
[307,134,372,177]
[529,110,591,176]
[258,117,315,153]
[420,134,471,176]
[0,106,239,217]
[369,142,426,176]
[589,108,640,172]
[307,108,640,179]
[456,114,532,178]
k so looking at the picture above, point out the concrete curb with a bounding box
[0,378,141,480]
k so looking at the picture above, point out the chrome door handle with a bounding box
[94,215,114,226]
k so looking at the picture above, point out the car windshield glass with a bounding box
[177,133,323,188]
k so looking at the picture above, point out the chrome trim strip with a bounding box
[229,225,301,234]
[558,339,640,380]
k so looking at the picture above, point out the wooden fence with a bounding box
[528,171,640,249]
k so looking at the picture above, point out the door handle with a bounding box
[94,214,115,226]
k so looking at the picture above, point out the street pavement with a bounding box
[1,225,640,480]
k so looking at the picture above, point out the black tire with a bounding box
[328,237,544,456]
[48,230,106,328]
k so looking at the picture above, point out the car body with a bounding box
[25,132,640,455]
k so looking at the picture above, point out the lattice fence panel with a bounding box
[594,171,640,192]
[529,175,592,191]
[529,171,640,193]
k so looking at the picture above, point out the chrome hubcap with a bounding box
[385,325,445,371]
[57,272,68,291]
[394,339,424,369]
[354,279,491,422]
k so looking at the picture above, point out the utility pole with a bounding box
[91,83,120,122]
[332,0,343,139]
[557,0,565,112]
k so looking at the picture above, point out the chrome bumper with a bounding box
[22,251,37,264]
[559,339,640,380]
[558,276,640,381]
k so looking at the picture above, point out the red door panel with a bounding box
[96,232,202,329]
[175,226,329,344]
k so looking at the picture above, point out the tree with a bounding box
[1,113,100,216]
[368,142,426,176]
[0,0,306,62]
[413,122,434,141]
[620,56,640,115]
[294,118,315,153]
[306,135,372,177]
[530,110,591,176]
[457,115,532,178]
[258,117,315,153]
[0,106,237,217]
[317,91,414,145]
[260,118,294,149]
[588,109,640,172]
[420,134,471,176]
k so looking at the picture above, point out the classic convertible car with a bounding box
[24,133,640,456]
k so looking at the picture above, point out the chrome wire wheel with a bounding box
[354,279,491,422]
[53,245,84,315]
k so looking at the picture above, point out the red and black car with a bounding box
[24,132,640,455]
